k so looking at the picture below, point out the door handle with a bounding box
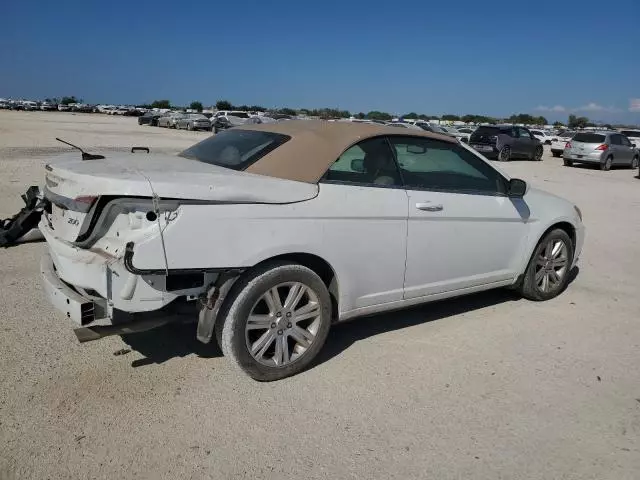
[416,203,443,212]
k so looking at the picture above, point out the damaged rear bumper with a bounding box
[41,251,186,342]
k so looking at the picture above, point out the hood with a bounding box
[44,152,319,204]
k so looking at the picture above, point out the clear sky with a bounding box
[1,0,638,123]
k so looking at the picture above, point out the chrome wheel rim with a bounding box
[535,239,569,293]
[605,157,612,169]
[245,282,322,367]
[499,147,510,161]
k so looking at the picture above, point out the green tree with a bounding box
[441,114,460,121]
[249,105,266,112]
[216,100,233,110]
[151,99,171,109]
[568,114,589,129]
[553,121,564,127]
[189,101,203,112]
[61,96,79,105]
[402,112,419,119]
[356,112,365,119]
[366,111,392,121]
[278,107,298,116]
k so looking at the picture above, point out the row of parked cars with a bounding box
[468,125,640,170]
[139,110,289,132]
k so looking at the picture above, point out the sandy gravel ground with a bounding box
[1,111,639,480]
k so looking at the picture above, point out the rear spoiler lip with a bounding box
[43,186,95,213]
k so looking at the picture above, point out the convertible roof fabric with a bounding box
[241,120,456,183]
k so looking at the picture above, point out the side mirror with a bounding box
[633,143,636,148]
[508,178,527,198]
[351,158,365,173]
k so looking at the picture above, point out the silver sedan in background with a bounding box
[157,113,185,128]
[176,114,212,131]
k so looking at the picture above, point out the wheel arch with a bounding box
[252,252,339,320]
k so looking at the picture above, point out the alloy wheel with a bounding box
[499,146,511,162]
[534,239,568,293]
[245,282,321,367]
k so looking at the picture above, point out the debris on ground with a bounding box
[0,186,48,248]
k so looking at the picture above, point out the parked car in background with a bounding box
[57,104,71,112]
[0,100,10,109]
[530,129,553,145]
[455,127,476,143]
[212,116,235,133]
[40,102,57,111]
[22,101,39,111]
[550,130,576,157]
[138,111,164,126]
[438,126,468,141]
[469,125,543,161]
[215,111,251,121]
[619,130,640,149]
[388,122,423,130]
[563,131,639,170]
[176,114,212,131]
[39,120,584,381]
[157,113,184,128]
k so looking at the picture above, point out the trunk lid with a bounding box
[44,152,318,242]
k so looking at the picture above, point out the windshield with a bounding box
[229,111,250,118]
[620,130,640,138]
[178,129,291,170]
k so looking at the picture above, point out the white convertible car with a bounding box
[40,121,585,380]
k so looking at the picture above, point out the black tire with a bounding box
[601,156,612,171]
[533,145,543,161]
[518,228,574,301]
[563,158,573,167]
[552,151,561,157]
[187,123,192,131]
[498,145,511,162]
[214,127,218,134]
[216,261,332,381]
[631,156,639,169]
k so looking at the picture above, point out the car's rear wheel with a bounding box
[498,146,511,162]
[631,156,639,169]
[533,145,543,161]
[187,123,193,131]
[563,158,573,166]
[518,229,574,301]
[217,261,332,381]
[601,156,613,171]
[552,151,561,157]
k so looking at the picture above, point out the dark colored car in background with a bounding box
[469,125,543,161]
[212,116,235,134]
[138,112,163,126]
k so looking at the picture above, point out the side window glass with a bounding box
[519,128,532,139]
[621,136,631,146]
[389,136,506,194]
[610,135,621,145]
[323,137,401,187]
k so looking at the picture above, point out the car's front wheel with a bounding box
[217,261,332,381]
[601,156,613,171]
[631,156,639,169]
[552,151,561,157]
[518,229,574,301]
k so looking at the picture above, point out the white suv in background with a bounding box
[551,130,576,157]
[530,129,553,145]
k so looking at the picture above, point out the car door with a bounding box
[320,136,408,309]
[388,136,529,299]
[617,135,634,164]
[515,127,534,157]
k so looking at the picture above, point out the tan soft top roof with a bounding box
[241,120,456,183]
